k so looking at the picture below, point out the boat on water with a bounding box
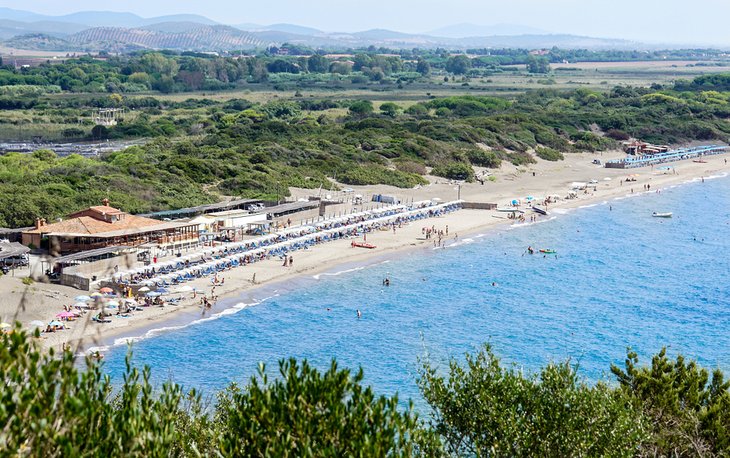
[539,249,557,254]
[531,206,549,216]
[652,212,673,218]
[351,241,377,249]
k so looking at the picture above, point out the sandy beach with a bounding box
[2,150,728,353]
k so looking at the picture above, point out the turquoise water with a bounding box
[102,174,730,406]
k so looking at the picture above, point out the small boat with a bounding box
[693,159,707,163]
[531,206,549,216]
[652,212,672,218]
[496,207,524,213]
[539,249,557,254]
[351,241,376,249]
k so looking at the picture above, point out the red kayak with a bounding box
[351,241,376,249]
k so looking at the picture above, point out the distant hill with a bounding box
[3,33,76,51]
[428,23,548,38]
[0,7,647,52]
[0,19,88,40]
[0,7,218,28]
[64,25,265,52]
[261,24,323,36]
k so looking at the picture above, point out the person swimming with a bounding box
[357,309,362,319]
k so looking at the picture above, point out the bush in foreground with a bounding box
[419,344,647,457]
[2,328,730,456]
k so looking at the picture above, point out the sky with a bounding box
[4,0,730,46]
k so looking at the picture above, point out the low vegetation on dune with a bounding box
[0,64,730,226]
[2,330,730,456]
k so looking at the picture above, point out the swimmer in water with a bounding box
[357,309,362,319]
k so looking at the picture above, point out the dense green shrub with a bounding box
[419,344,647,457]
[535,146,564,161]
[431,162,475,181]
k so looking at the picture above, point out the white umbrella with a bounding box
[138,286,150,292]
[175,285,194,293]
[107,300,120,307]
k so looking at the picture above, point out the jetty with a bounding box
[604,145,727,169]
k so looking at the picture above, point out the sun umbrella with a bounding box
[156,287,170,294]
[99,287,113,294]
[511,199,519,205]
[75,295,91,302]
[525,196,534,201]
[138,286,150,292]
[146,291,161,297]
[107,300,120,307]
[90,292,103,298]
[28,320,45,328]
[48,320,63,327]
[0,322,11,329]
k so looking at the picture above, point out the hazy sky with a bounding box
[5,0,730,46]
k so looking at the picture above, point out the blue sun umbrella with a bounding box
[75,295,92,302]
[146,291,161,297]
[511,199,519,206]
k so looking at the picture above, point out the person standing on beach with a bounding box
[289,255,293,268]
[283,256,288,267]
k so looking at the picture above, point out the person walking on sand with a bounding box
[283,256,288,267]
[289,255,293,268]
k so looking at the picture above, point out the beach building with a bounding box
[21,199,201,254]
[188,209,269,239]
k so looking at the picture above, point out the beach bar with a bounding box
[22,199,201,255]
[605,145,727,169]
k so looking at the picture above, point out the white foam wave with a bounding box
[550,208,573,215]
[90,296,277,354]
[448,238,475,248]
[313,266,366,280]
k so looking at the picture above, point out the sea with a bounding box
[101,173,730,408]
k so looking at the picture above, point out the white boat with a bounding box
[652,212,672,218]
[496,207,524,213]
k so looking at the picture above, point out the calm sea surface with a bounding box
[102,174,730,407]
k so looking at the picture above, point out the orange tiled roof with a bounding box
[24,214,167,236]
[88,205,123,214]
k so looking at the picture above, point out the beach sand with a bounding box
[2,151,728,353]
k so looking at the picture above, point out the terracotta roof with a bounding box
[23,214,187,237]
[68,205,123,218]
[89,205,123,214]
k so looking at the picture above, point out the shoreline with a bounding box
[3,152,728,354]
[86,159,730,355]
